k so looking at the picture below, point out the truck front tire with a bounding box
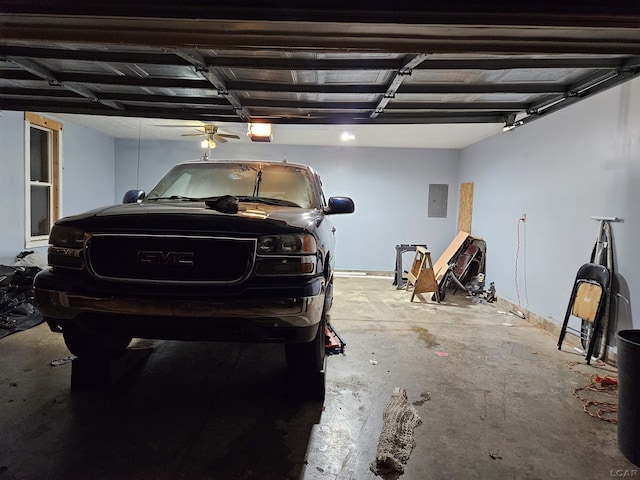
[62,323,132,359]
[285,312,326,373]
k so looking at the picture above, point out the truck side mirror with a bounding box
[123,189,146,204]
[325,197,355,215]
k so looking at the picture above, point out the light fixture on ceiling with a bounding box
[502,113,524,133]
[502,121,523,133]
[247,123,272,142]
[201,138,216,149]
[340,131,356,142]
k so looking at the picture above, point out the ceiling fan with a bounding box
[181,124,240,143]
[160,123,241,148]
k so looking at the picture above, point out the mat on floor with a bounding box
[0,310,43,339]
[370,387,422,475]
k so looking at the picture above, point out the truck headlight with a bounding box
[48,225,86,269]
[257,234,316,254]
[49,225,86,248]
[256,234,318,275]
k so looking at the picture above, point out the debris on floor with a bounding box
[489,450,503,460]
[370,387,422,476]
[412,392,431,407]
[0,254,43,339]
[51,356,76,367]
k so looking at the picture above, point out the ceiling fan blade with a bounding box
[158,124,204,128]
[216,134,241,139]
[213,135,228,143]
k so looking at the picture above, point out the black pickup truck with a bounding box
[35,159,354,378]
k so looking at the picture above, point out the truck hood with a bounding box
[56,201,323,235]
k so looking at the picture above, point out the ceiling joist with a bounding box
[370,53,430,118]
[7,57,125,111]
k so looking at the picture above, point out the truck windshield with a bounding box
[146,162,316,208]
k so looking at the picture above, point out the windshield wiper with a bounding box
[236,196,300,207]
[147,195,214,202]
[252,169,262,197]
[147,195,300,208]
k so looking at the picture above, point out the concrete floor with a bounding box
[0,275,636,479]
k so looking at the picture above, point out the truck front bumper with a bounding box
[35,270,326,343]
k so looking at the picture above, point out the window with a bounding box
[25,112,62,247]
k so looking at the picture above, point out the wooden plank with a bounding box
[457,182,474,234]
[414,268,439,301]
[433,231,470,282]
[25,111,63,130]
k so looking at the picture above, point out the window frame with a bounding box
[24,112,63,248]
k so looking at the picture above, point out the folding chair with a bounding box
[436,239,486,299]
[557,263,610,365]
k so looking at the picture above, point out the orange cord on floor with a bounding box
[568,361,618,423]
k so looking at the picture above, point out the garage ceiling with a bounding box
[1,2,640,144]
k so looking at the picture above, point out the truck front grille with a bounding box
[87,234,256,284]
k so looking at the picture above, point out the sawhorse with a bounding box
[406,246,440,303]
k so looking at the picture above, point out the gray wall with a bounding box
[115,140,461,271]
[460,77,640,334]
[59,117,116,217]
[0,111,115,265]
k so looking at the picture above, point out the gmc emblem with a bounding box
[137,250,194,266]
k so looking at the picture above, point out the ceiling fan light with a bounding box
[340,131,355,142]
[201,138,216,149]
[248,123,272,142]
